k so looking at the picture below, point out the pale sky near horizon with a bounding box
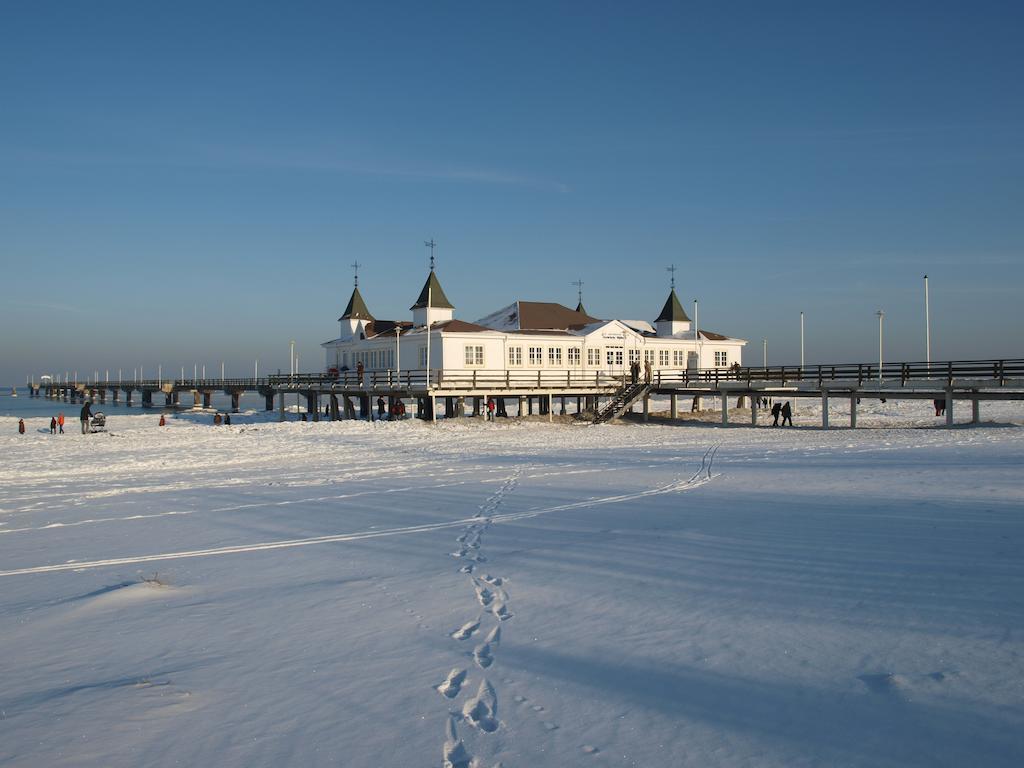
[2,1,1022,384]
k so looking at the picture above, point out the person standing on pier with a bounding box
[80,401,92,434]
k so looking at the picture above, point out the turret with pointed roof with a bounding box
[575,300,587,315]
[655,288,691,336]
[411,267,454,326]
[339,286,374,321]
[336,263,375,341]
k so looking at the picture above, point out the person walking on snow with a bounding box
[80,401,92,434]
[18,418,25,434]
[771,402,782,426]
[50,416,57,434]
[781,401,793,427]
[57,412,65,433]
[487,397,496,422]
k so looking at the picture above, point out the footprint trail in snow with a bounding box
[434,467,522,764]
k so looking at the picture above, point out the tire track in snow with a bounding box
[0,462,716,578]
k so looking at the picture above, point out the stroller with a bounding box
[89,412,107,433]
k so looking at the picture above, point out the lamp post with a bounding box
[762,338,767,368]
[395,326,401,377]
[876,310,885,384]
[924,275,931,370]
[693,299,699,369]
[290,340,295,378]
[800,311,805,372]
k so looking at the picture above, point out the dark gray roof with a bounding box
[410,271,454,310]
[339,286,373,321]
[655,289,691,323]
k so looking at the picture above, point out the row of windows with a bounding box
[341,350,396,369]
[343,345,729,369]
[495,346,730,368]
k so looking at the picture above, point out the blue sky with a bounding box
[2,1,1022,384]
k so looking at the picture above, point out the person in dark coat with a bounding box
[377,396,385,417]
[224,413,231,425]
[771,402,782,426]
[781,401,793,427]
[933,398,945,416]
[18,418,25,434]
[50,416,57,434]
[630,360,639,384]
[80,401,92,434]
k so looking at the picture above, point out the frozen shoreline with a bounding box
[1,405,1023,767]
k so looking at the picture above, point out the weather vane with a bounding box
[666,264,677,289]
[351,260,361,287]
[571,279,584,305]
[424,239,437,271]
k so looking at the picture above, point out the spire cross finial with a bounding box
[351,260,361,287]
[424,239,437,271]
[666,264,677,290]
[571,279,584,304]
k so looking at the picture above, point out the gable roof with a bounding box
[655,289,690,323]
[435,319,492,333]
[339,286,374,321]
[410,271,454,310]
[477,301,601,332]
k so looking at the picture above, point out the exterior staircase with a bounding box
[592,380,652,424]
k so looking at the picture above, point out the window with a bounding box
[548,347,562,366]
[464,345,484,367]
[659,350,670,366]
[673,350,684,366]
[528,346,543,366]
[587,348,600,366]
[644,350,655,364]
[508,346,522,367]
[715,350,729,367]
[606,348,623,366]
[419,346,428,366]
[628,349,640,364]
[567,348,581,365]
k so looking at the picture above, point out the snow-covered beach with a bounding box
[2,406,1023,767]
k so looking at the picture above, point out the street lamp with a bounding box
[800,311,805,372]
[924,275,931,370]
[762,338,767,368]
[876,310,885,384]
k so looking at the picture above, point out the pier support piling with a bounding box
[945,390,954,427]
[821,392,830,430]
[850,396,857,429]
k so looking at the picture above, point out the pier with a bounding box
[36,358,1024,428]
